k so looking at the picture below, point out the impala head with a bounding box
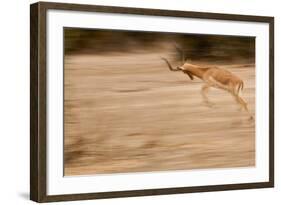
[161,44,194,80]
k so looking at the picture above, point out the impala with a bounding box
[161,46,253,120]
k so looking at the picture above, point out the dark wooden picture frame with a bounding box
[30,1,274,202]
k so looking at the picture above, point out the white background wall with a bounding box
[0,0,279,204]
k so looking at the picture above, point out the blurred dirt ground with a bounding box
[64,52,255,176]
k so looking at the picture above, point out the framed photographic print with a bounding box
[30,1,274,202]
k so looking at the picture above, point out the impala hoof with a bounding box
[248,116,254,121]
[203,101,214,108]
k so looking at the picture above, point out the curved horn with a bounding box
[161,57,181,72]
[174,44,185,64]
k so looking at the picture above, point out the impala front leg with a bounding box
[201,84,213,107]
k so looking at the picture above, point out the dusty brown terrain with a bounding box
[64,52,255,176]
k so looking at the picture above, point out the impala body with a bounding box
[162,48,253,120]
[179,63,244,94]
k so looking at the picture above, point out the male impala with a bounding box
[161,47,253,120]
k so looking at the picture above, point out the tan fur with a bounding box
[162,57,253,119]
[180,63,250,114]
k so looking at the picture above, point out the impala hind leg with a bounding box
[235,95,248,111]
[201,84,213,107]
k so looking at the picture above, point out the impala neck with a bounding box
[182,64,207,79]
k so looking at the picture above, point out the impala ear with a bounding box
[184,58,192,64]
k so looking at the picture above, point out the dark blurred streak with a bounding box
[113,88,151,93]
[64,28,255,62]
[127,133,142,137]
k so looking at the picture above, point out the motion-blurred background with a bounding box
[63,28,255,176]
[65,28,255,62]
